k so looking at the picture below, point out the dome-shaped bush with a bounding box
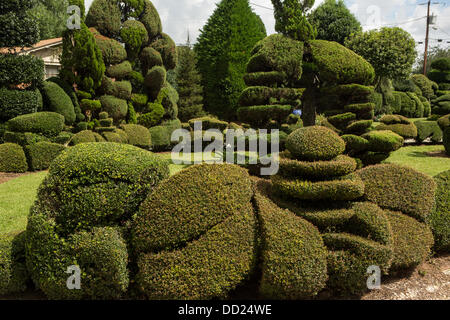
[0,143,28,173]
[140,47,163,74]
[6,112,65,137]
[100,95,128,121]
[139,0,162,39]
[357,164,436,222]
[121,20,149,57]
[25,143,169,299]
[70,130,105,145]
[86,0,122,38]
[120,124,152,149]
[286,126,346,161]
[40,81,76,125]
[133,164,256,299]
[92,30,127,65]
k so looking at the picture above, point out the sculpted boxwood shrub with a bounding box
[25,142,66,171]
[3,131,49,147]
[0,88,43,121]
[6,112,65,137]
[120,124,152,149]
[0,143,28,173]
[0,232,28,295]
[106,61,133,80]
[93,32,127,65]
[415,120,443,143]
[70,130,105,145]
[100,95,128,122]
[357,164,436,222]
[40,81,76,125]
[429,170,450,252]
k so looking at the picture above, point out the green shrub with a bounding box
[80,99,101,112]
[444,127,450,155]
[85,0,122,38]
[385,210,434,271]
[278,155,357,180]
[138,103,164,128]
[243,71,287,86]
[430,58,450,72]
[133,164,253,252]
[254,187,328,299]
[40,81,76,125]
[100,95,128,122]
[70,130,105,145]
[327,113,357,130]
[415,121,443,143]
[272,173,365,201]
[50,132,73,145]
[113,81,132,100]
[342,134,369,153]
[187,116,228,131]
[411,74,436,99]
[427,70,450,83]
[128,70,145,93]
[120,20,148,59]
[237,105,293,127]
[150,33,177,70]
[113,128,129,144]
[0,54,44,88]
[94,34,127,65]
[361,130,404,153]
[126,101,137,124]
[376,122,418,139]
[102,131,122,143]
[308,40,375,85]
[0,232,28,295]
[133,164,255,299]
[106,61,133,80]
[120,124,152,149]
[140,47,163,75]
[140,0,162,39]
[345,120,373,135]
[0,88,43,121]
[145,66,166,97]
[25,142,66,171]
[148,125,170,151]
[0,143,28,173]
[47,77,84,122]
[157,82,179,119]
[6,112,65,137]
[344,103,375,120]
[3,131,49,147]
[430,171,450,252]
[239,86,304,107]
[357,164,436,222]
[131,93,149,109]
[286,126,346,161]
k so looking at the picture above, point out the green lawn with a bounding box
[0,171,47,236]
[385,145,450,177]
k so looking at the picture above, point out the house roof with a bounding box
[0,38,63,54]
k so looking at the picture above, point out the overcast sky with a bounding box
[85,0,450,52]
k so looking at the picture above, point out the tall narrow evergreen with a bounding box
[175,41,205,122]
[195,0,266,120]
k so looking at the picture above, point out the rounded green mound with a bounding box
[286,126,346,161]
[429,170,450,252]
[139,0,162,39]
[0,143,28,173]
[40,81,76,125]
[376,115,418,139]
[24,141,66,171]
[33,142,169,236]
[357,164,436,222]
[271,173,364,201]
[361,130,404,153]
[254,184,328,299]
[100,95,128,121]
[120,124,152,149]
[278,155,357,180]
[0,232,28,295]
[132,164,254,253]
[6,112,65,137]
[70,130,105,145]
[385,210,434,271]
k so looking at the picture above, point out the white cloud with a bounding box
[83,0,449,50]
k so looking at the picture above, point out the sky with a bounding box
[85,0,450,52]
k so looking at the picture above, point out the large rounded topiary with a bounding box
[40,81,76,125]
[429,170,450,252]
[0,232,28,295]
[286,126,346,161]
[120,124,152,149]
[85,0,122,38]
[6,112,65,137]
[24,142,66,171]
[132,164,256,299]
[0,143,28,173]
[26,143,169,299]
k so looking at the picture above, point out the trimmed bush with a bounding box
[345,120,373,135]
[157,82,179,119]
[342,134,369,153]
[25,142,65,171]
[120,124,152,149]
[427,70,450,83]
[106,61,133,80]
[0,54,44,88]
[0,143,28,173]
[415,120,443,143]
[286,126,346,161]
[40,81,76,125]
[102,131,122,143]
[133,164,256,299]
[80,99,101,112]
[357,164,436,222]
[100,95,128,121]
[133,164,253,252]
[239,86,304,107]
[93,33,127,66]
[278,155,357,180]
[237,105,293,127]
[430,57,450,71]
[429,170,450,252]
[444,127,450,155]
[272,173,365,201]
[140,0,162,39]
[6,112,65,137]
[243,71,287,86]
[361,130,404,153]
[138,103,164,128]
[150,33,177,70]
[0,88,43,121]
[411,74,436,100]
[140,47,163,75]
[0,232,28,295]
[70,130,105,145]
[145,66,166,97]
[254,183,328,299]
[85,0,122,38]
[376,121,418,139]
[148,125,170,151]
[188,116,228,131]
[3,131,49,147]
[385,210,434,271]
[120,20,148,59]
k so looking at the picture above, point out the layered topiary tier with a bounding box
[428,58,450,115]
[376,114,418,139]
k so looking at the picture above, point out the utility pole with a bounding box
[423,1,431,75]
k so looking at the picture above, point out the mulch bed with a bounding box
[0,172,32,185]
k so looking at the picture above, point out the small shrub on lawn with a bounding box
[0,143,28,173]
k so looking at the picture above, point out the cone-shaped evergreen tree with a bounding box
[195,0,266,120]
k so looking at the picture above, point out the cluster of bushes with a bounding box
[428,58,450,115]
[388,80,431,118]
[376,114,417,139]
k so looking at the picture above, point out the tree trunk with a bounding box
[302,87,318,127]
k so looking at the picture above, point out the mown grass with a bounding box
[0,171,47,235]
[385,145,450,177]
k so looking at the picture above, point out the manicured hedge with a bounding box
[0,232,28,295]
[6,112,65,137]
[237,105,293,127]
[40,81,76,125]
[150,33,177,70]
[132,164,253,252]
[278,155,357,180]
[429,170,450,252]
[286,126,346,161]
[106,61,133,80]
[254,186,328,299]
[415,120,443,143]
[188,116,228,131]
[238,86,304,107]
[385,210,434,271]
[120,124,152,149]
[0,143,28,173]
[272,173,365,201]
[93,33,127,66]
[0,88,43,121]
[376,120,418,139]
[361,130,404,153]
[100,95,128,121]
[357,164,436,222]
[0,54,44,88]
[25,142,66,171]
[243,71,287,86]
